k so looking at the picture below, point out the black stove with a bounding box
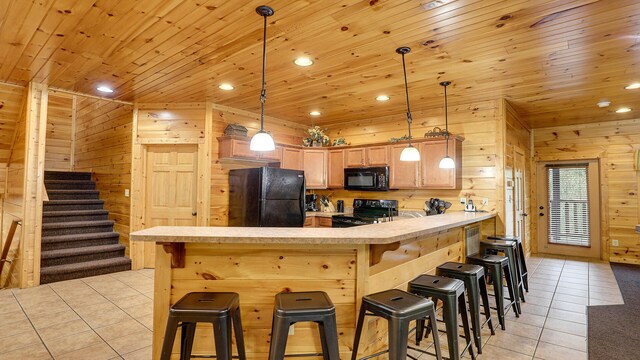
[332,199,398,228]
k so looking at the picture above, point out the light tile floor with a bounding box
[0,255,624,359]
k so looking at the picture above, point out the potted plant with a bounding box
[303,126,330,147]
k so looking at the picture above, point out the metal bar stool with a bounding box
[436,262,496,354]
[466,254,519,330]
[487,235,529,292]
[269,291,340,360]
[351,289,442,360]
[160,292,246,360]
[409,275,476,360]
[480,239,526,310]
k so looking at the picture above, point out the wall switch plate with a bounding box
[612,239,619,247]
[482,198,489,206]
[288,325,294,335]
[460,198,466,204]
[124,189,130,198]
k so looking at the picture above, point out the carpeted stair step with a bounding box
[42,220,115,237]
[42,232,121,251]
[43,199,105,212]
[40,257,132,284]
[41,244,126,267]
[42,209,109,223]
[44,171,92,181]
[44,180,96,190]
[46,189,100,200]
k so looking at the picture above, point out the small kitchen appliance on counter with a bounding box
[305,194,319,212]
[336,200,344,213]
[464,199,477,212]
[332,199,398,227]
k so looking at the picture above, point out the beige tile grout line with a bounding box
[9,285,56,359]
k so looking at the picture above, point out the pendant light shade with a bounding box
[439,81,455,169]
[397,46,419,162]
[250,5,276,151]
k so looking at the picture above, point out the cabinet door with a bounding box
[389,144,420,189]
[344,148,366,167]
[328,149,344,188]
[281,148,304,170]
[366,146,389,166]
[303,149,328,189]
[221,139,258,159]
[316,217,332,227]
[420,139,461,189]
[259,146,283,161]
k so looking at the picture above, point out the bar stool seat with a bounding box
[487,235,529,292]
[437,262,495,354]
[480,239,526,310]
[352,289,442,360]
[466,254,519,330]
[269,291,340,360]
[160,292,246,360]
[409,275,476,360]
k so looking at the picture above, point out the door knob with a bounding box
[539,206,544,210]
[192,212,197,216]
[522,213,528,217]
[539,212,544,216]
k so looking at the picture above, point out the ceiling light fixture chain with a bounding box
[439,80,455,169]
[396,46,420,162]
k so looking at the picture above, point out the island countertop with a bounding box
[130,211,496,245]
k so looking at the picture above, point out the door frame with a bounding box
[536,159,602,259]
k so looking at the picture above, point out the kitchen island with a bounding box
[131,211,496,359]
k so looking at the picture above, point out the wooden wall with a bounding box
[533,119,640,264]
[45,91,74,171]
[0,83,26,164]
[74,97,134,254]
[317,100,504,224]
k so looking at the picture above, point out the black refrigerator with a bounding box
[229,167,306,227]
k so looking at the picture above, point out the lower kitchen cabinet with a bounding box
[389,144,420,189]
[303,216,333,227]
[303,149,328,189]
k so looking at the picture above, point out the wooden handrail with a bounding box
[0,219,22,281]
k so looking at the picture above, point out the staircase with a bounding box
[40,171,131,284]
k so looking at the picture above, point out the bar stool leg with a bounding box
[388,317,409,360]
[213,317,232,360]
[490,267,506,330]
[428,308,443,360]
[161,315,180,360]
[351,305,367,360]
[269,316,290,360]
[518,242,529,292]
[232,307,247,360]
[459,294,476,360]
[503,263,520,316]
[318,314,340,360]
[443,296,460,360]
[180,323,196,360]
[478,274,495,335]
[466,278,482,354]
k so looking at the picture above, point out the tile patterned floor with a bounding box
[0,255,624,359]
[0,269,154,360]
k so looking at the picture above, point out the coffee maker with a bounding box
[305,194,319,212]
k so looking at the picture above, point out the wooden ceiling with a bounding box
[1,0,639,128]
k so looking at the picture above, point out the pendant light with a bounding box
[250,5,276,151]
[438,81,456,169]
[397,47,420,162]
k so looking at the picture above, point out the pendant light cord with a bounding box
[444,82,449,155]
[259,14,267,132]
[401,53,413,145]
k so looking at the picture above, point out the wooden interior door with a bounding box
[536,159,601,258]
[514,148,526,245]
[144,145,198,268]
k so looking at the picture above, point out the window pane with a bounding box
[547,165,590,247]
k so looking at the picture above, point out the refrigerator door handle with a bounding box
[300,178,306,226]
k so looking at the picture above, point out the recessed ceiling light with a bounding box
[219,83,234,90]
[625,83,640,90]
[376,95,390,101]
[596,99,611,108]
[96,86,114,93]
[309,111,321,116]
[616,107,632,113]
[294,57,314,67]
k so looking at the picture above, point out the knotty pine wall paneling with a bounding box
[45,91,74,171]
[533,119,640,263]
[74,96,134,256]
[0,82,26,164]
[317,100,503,224]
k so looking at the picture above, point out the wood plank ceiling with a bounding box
[0,0,639,128]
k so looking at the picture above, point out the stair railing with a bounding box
[0,219,22,283]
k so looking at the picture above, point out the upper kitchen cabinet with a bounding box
[218,136,257,159]
[389,144,420,189]
[260,146,283,162]
[344,147,366,167]
[281,147,304,170]
[328,149,344,188]
[303,149,328,189]
[419,137,463,189]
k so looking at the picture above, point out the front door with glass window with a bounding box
[536,160,601,258]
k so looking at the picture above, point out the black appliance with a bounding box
[229,167,305,227]
[424,198,452,216]
[332,199,398,228]
[343,167,389,191]
[305,194,319,212]
[336,200,344,213]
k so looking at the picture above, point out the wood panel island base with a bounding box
[130,212,496,359]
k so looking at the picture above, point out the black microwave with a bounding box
[344,166,389,191]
